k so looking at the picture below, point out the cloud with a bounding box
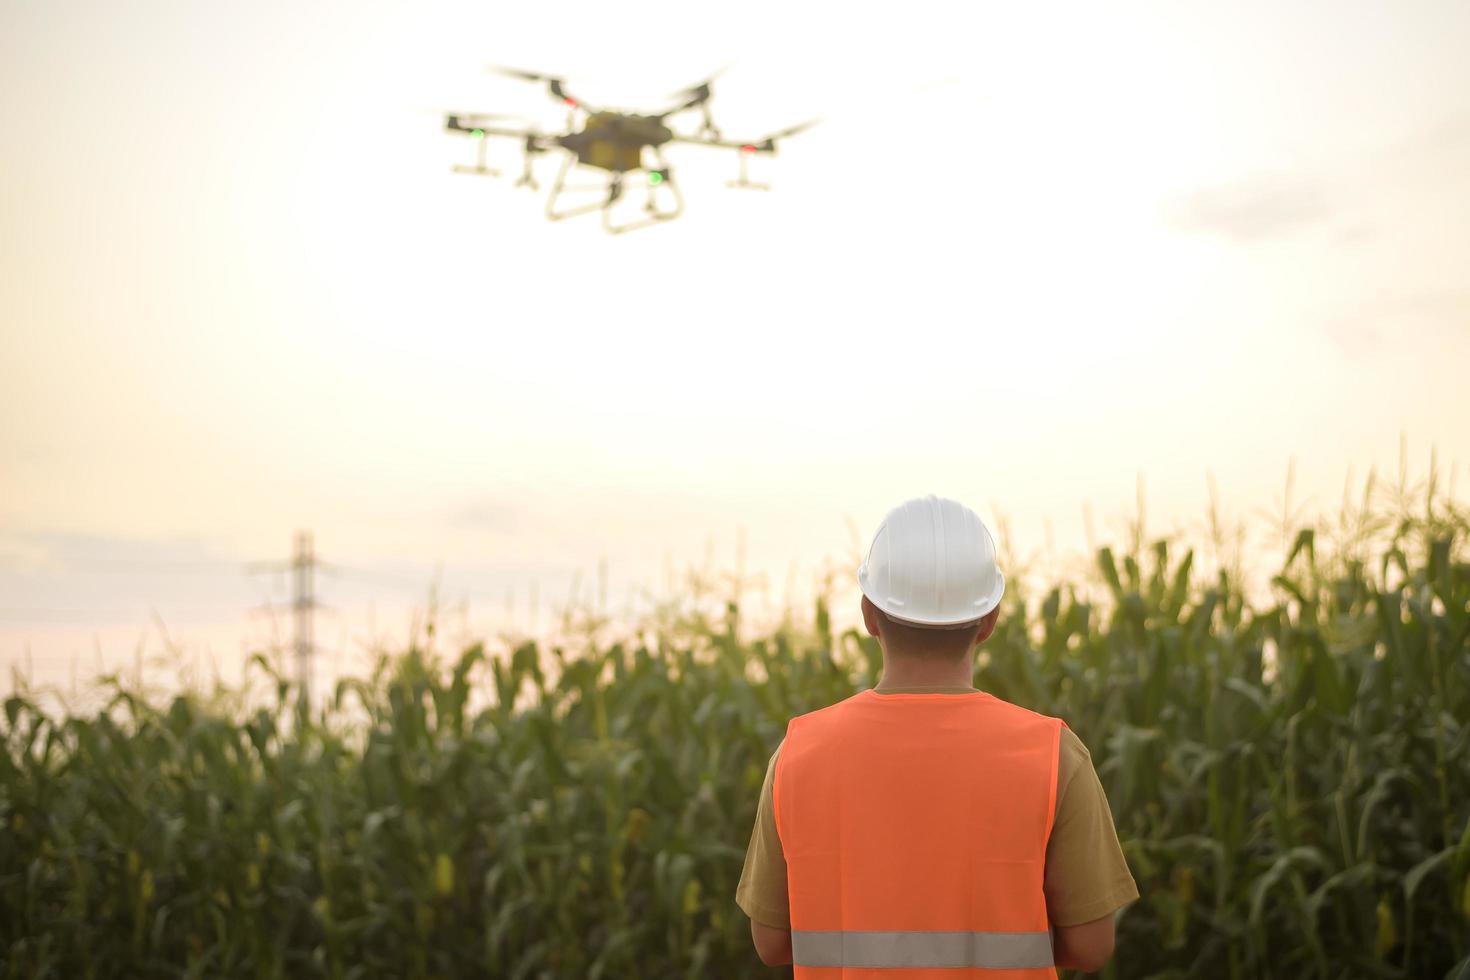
[7,443,52,465]
[1166,173,1333,242]
[1324,291,1470,357]
[0,531,252,626]
[1403,114,1470,166]
[1167,114,1470,247]
[0,529,233,571]
[446,499,523,533]
[1323,318,1384,358]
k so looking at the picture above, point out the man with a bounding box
[736,495,1138,976]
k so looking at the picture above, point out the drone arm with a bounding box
[445,116,545,141]
[673,118,815,151]
[667,134,771,152]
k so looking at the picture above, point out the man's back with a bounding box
[737,684,1140,974]
[773,688,1062,975]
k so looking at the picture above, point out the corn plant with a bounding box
[2,477,1467,979]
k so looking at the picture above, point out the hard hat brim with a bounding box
[858,565,1005,629]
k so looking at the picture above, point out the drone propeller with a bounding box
[668,65,730,102]
[490,64,590,112]
[661,66,731,136]
[760,118,820,144]
[489,66,561,84]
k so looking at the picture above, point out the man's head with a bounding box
[861,593,1000,660]
[857,495,1005,660]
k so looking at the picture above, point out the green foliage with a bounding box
[2,481,1468,979]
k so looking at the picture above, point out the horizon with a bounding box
[5,446,1462,715]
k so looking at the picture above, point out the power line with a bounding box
[35,560,240,572]
[0,604,247,622]
[323,564,509,606]
[322,565,437,591]
[0,609,139,623]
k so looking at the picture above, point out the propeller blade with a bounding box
[668,64,731,100]
[489,65,561,84]
[491,68,585,108]
[763,118,820,142]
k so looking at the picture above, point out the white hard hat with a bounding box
[858,495,1005,628]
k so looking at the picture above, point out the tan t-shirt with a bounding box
[735,685,1140,929]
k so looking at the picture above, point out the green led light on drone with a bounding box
[648,171,664,185]
[470,129,484,139]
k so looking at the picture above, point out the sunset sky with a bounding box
[3,0,1468,697]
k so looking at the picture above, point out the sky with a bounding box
[2,0,1468,701]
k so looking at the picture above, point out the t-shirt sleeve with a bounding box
[735,739,790,929]
[1044,726,1141,926]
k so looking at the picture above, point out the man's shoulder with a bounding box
[974,694,1070,746]
[982,691,1067,723]
[785,691,871,730]
[1053,725,1098,801]
[775,692,878,768]
[1058,724,1092,760]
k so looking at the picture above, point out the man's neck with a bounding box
[875,654,975,690]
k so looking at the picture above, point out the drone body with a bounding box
[561,113,674,172]
[445,68,813,233]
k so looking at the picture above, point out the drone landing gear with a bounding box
[605,148,683,234]
[727,151,769,191]
[544,151,683,234]
[514,154,539,190]
[514,135,542,190]
[545,155,606,222]
[451,137,500,177]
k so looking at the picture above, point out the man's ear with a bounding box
[861,594,882,639]
[973,606,1001,645]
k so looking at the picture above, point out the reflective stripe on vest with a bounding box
[792,929,1055,969]
[775,689,1065,979]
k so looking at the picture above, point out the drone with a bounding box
[444,67,815,233]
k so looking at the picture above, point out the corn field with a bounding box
[3,474,1469,979]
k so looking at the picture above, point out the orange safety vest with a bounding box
[774,689,1065,979]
